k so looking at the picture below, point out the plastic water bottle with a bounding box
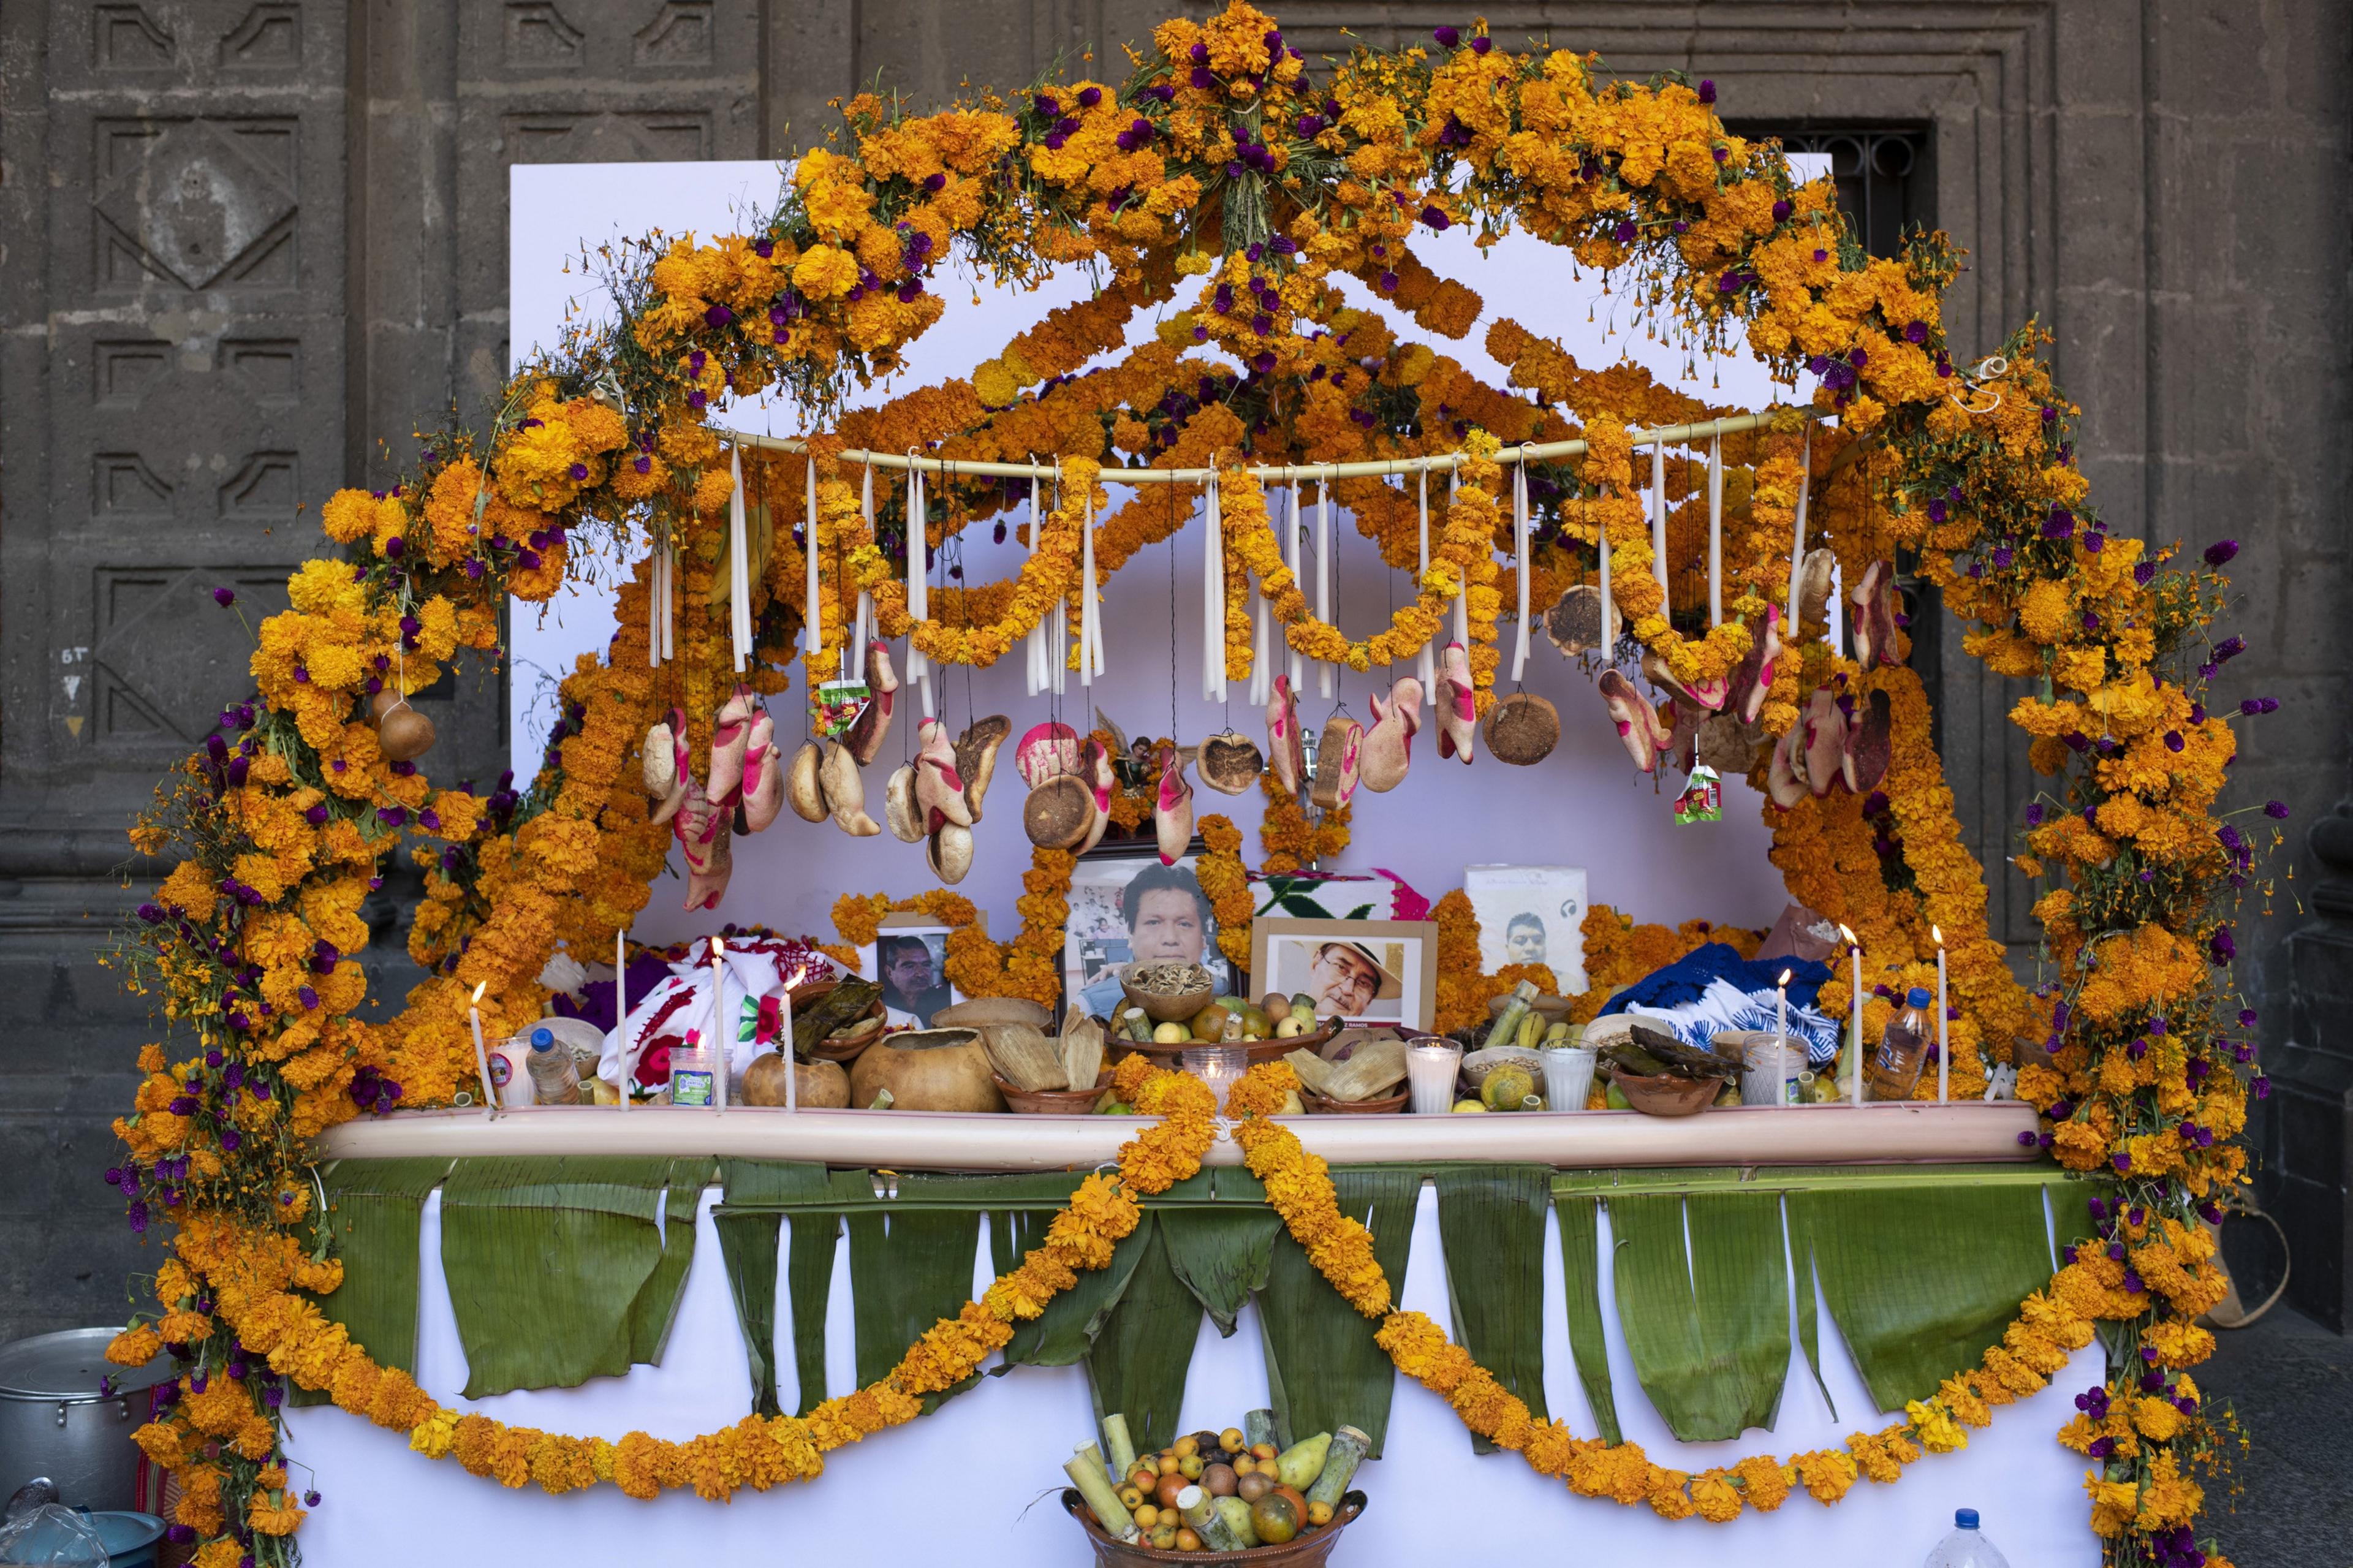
[524,1026,583,1105]
[1923,1509,2010,1568]
[1867,986,1935,1101]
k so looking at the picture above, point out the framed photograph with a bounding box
[1064,838,1235,1021]
[855,912,968,1029]
[1249,917,1438,1031]
[1463,865,1588,993]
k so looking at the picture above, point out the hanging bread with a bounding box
[1483,691,1558,767]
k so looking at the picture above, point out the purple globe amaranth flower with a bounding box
[1433,25,1460,47]
[2203,539,2239,566]
[1613,218,1637,244]
[1076,86,1101,108]
[212,586,236,608]
[2265,799,2290,819]
[1697,78,1716,103]
[1469,34,1491,53]
[2209,925,2237,964]
[1420,205,1450,230]
[1771,197,1792,221]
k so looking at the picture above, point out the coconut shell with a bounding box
[1197,730,1264,795]
[1544,584,1607,657]
[741,1053,849,1108]
[377,703,436,762]
[1023,774,1094,850]
[1483,691,1559,766]
[849,1028,1005,1113]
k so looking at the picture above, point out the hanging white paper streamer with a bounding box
[1025,470,1043,695]
[727,445,751,672]
[1283,479,1303,691]
[659,540,675,662]
[1052,468,1068,695]
[1788,423,1813,636]
[904,460,933,718]
[1510,456,1531,681]
[1079,482,1099,687]
[802,449,820,668]
[852,463,876,678]
[646,534,662,668]
[1597,486,1614,650]
[1707,434,1724,627]
[1414,468,1434,705]
[1448,464,1468,648]
[1249,479,1274,708]
[1650,439,1669,599]
[1314,475,1333,699]
[1203,474,1227,702]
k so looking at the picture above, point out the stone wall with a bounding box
[0,0,2342,1339]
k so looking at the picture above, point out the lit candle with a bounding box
[1933,924,1950,1104]
[709,937,729,1115]
[1838,923,1863,1106]
[468,981,495,1119]
[1775,967,1792,1108]
[615,927,629,1113]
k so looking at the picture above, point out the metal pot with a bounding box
[0,1329,172,1509]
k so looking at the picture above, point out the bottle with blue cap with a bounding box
[524,1025,583,1105]
[1923,1507,2009,1568]
[1866,983,1936,1101]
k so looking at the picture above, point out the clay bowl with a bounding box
[1303,1085,1409,1115]
[1115,963,1218,1024]
[992,1066,1115,1115]
[1062,1489,1367,1567]
[1608,1066,1721,1118]
[805,1010,888,1065]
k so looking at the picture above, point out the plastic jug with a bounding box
[1922,1509,2010,1568]
[524,1025,582,1104]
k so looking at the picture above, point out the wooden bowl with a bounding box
[1487,991,1574,1026]
[1608,1067,1721,1118]
[992,1067,1114,1115]
[1116,963,1218,1023]
[1303,1086,1409,1115]
[1120,1021,1338,1067]
[1062,1488,1367,1567]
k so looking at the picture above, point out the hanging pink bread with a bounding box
[1851,560,1900,668]
[740,706,783,832]
[1767,721,1810,807]
[1360,677,1421,792]
[819,740,881,837]
[1309,715,1363,809]
[1597,669,1668,775]
[675,776,735,909]
[1436,641,1477,763]
[705,685,756,811]
[643,708,688,826]
[1077,738,1116,856]
[1802,687,1848,796]
[1843,687,1893,793]
[1640,650,1728,713]
[1154,751,1194,866]
[844,640,898,765]
[1014,721,1082,788]
[1727,605,1784,726]
[914,718,974,832]
[1267,675,1305,794]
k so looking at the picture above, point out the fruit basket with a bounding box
[1117,1023,1338,1069]
[1060,1490,1367,1568]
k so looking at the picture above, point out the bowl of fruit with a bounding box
[1061,1409,1370,1564]
[1113,990,1338,1066]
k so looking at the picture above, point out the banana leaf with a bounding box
[439,1157,689,1397]
[1260,1165,1419,1457]
[1085,1216,1202,1452]
[1159,1208,1280,1336]
[713,1160,833,1417]
[847,1175,985,1412]
[1434,1164,1550,1452]
[1787,1181,2056,1414]
[291,1157,450,1406]
[629,1157,714,1365]
[2046,1177,2103,1267]
[1608,1192,1790,1441]
[1552,1195,1622,1445]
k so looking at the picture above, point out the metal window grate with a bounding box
[1727,126,1933,261]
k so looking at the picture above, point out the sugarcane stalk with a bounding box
[1066,1449,1136,1541]
[1305,1425,1370,1507]
[1181,1486,1246,1552]
[1243,1408,1279,1450]
[1100,1413,1137,1482]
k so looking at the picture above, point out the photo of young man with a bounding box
[876,933,952,1028]
[1076,861,1218,1019]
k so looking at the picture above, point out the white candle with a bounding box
[1414,468,1434,704]
[468,982,495,1119]
[1314,476,1332,700]
[1933,924,1950,1104]
[1510,458,1531,682]
[709,936,729,1115]
[616,928,629,1113]
[1838,923,1863,1105]
[1706,434,1723,627]
[1787,423,1813,632]
[803,449,820,673]
[728,444,751,672]
[1649,440,1667,598]
[1775,968,1791,1108]
[784,979,798,1114]
[1596,485,1614,648]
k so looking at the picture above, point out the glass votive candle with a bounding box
[1180,1044,1249,1111]
[1406,1040,1463,1115]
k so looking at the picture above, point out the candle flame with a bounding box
[1778,968,1793,987]
[470,981,487,1004]
[1836,923,1857,946]
[711,936,725,956]
[1931,924,1944,946]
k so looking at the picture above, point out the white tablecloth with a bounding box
[286,1185,2097,1566]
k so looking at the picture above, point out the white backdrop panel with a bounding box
[285,1182,2093,1567]
[505,161,1829,955]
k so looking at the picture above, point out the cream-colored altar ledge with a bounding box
[313,1100,2039,1170]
